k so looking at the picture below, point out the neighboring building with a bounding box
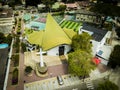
[96,45,112,65]
[37,4,46,12]
[76,1,90,9]
[52,2,60,10]
[66,3,78,11]
[76,9,101,24]
[0,6,14,34]
[79,24,112,57]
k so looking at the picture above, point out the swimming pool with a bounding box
[0,43,8,49]
[26,21,46,30]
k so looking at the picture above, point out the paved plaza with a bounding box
[24,74,84,90]
[6,49,110,90]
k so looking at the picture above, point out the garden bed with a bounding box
[12,68,19,85]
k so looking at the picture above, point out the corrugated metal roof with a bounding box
[82,24,108,42]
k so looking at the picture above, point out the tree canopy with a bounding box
[41,0,56,12]
[108,45,120,69]
[97,80,119,90]
[25,0,40,7]
[90,3,120,16]
[71,32,92,53]
[68,32,94,76]
[68,50,94,76]
[115,27,120,38]
[0,32,6,43]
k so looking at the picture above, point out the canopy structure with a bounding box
[28,13,72,51]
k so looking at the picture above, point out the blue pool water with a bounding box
[26,21,46,30]
[0,43,8,49]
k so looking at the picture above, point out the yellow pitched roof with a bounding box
[28,13,71,51]
[63,28,77,39]
[28,31,44,46]
[42,13,71,50]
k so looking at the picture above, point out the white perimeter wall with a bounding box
[47,45,71,56]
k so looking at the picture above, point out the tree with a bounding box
[108,45,120,69]
[41,0,56,12]
[21,42,27,52]
[0,32,6,43]
[25,0,40,7]
[115,27,120,38]
[97,0,118,5]
[97,80,119,90]
[25,66,33,75]
[8,0,22,8]
[71,32,92,53]
[5,34,12,45]
[68,50,94,76]
[59,4,66,11]
[90,3,120,27]
[90,3,120,17]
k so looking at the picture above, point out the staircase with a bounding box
[85,78,94,90]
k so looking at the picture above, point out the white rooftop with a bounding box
[97,45,113,60]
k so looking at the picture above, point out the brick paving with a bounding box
[24,64,68,83]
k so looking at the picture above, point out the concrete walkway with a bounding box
[24,51,64,69]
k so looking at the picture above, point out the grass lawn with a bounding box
[60,21,68,28]
[60,20,82,32]
[67,22,75,29]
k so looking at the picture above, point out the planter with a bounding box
[25,66,33,76]
[36,62,47,74]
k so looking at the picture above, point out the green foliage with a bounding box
[90,3,120,16]
[12,55,19,67]
[25,66,33,74]
[108,45,120,69]
[68,50,95,76]
[0,32,6,43]
[8,0,22,8]
[59,5,66,11]
[115,27,120,38]
[13,37,20,53]
[21,42,27,52]
[71,32,92,53]
[103,22,113,31]
[25,29,33,34]
[41,0,56,11]
[97,80,119,90]
[0,33,12,45]
[5,34,12,45]
[12,68,18,85]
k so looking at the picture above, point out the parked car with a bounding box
[57,75,64,85]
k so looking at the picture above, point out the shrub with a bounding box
[12,55,19,67]
[21,42,26,52]
[12,68,18,85]
[25,66,33,74]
